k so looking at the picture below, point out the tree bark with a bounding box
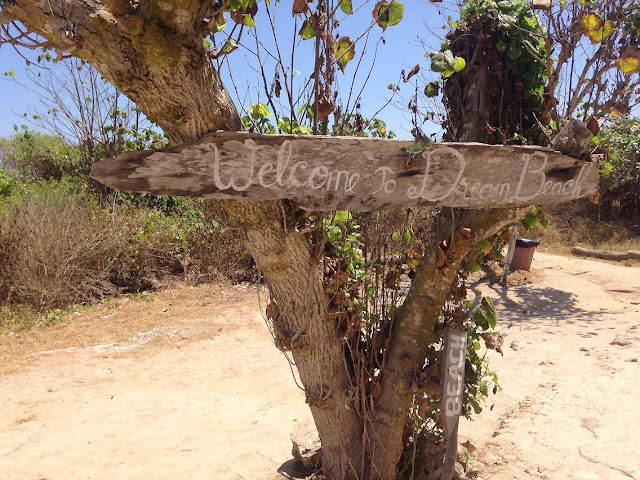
[3,3,531,479]
[367,208,520,479]
[3,2,365,476]
[571,246,640,261]
[223,202,365,479]
[2,0,243,143]
[368,16,533,475]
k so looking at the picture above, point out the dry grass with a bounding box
[527,200,640,253]
[0,186,250,319]
[0,187,181,310]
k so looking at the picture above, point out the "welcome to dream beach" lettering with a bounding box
[204,139,595,204]
[91,132,599,211]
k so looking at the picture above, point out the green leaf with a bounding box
[471,308,487,330]
[387,1,404,25]
[339,0,353,15]
[403,228,413,244]
[443,50,455,68]
[616,51,640,75]
[221,39,238,54]
[430,52,447,73]
[467,259,481,273]
[424,81,440,98]
[477,239,491,251]
[249,103,271,120]
[391,231,400,242]
[453,56,466,72]
[507,44,522,59]
[497,0,514,11]
[580,11,603,31]
[520,216,535,231]
[441,68,455,78]
[243,14,256,28]
[482,297,497,329]
[406,140,423,153]
[298,103,315,120]
[212,15,227,33]
[373,1,404,31]
[299,18,316,40]
[333,36,355,72]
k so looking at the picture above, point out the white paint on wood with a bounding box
[441,327,467,434]
[91,132,599,211]
[440,327,467,480]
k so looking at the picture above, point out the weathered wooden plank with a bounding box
[572,246,640,261]
[440,327,467,480]
[90,131,599,211]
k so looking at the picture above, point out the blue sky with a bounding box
[0,1,449,140]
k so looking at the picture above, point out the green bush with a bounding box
[1,131,82,182]
[0,168,23,197]
[595,118,640,220]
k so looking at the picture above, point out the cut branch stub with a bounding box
[91,131,599,212]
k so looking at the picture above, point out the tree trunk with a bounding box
[223,202,365,479]
[3,2,366,476]
[4,4,525,479]
[366,208,518,479]
[368,14,532,476]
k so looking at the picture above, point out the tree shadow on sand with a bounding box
[471,281,624,339]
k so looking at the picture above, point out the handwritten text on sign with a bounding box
[207,140,593,202]
[440,327,468,480]
[441,327,467,434]
[91,132,599,211]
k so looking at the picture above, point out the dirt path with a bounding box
[1,285,313,480]
[1,253,639,480]
[461,253,640,480]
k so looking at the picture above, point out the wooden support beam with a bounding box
[91,131,599,212]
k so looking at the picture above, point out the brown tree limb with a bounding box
[367,207,524,479]
[2,0,242,143]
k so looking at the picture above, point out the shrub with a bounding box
[0,168,23,197]
[0,131,82,182]
[0,183,249,311]
[595,118,640,221]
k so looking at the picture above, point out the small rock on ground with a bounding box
[291,418,321,469]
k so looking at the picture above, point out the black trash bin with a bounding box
[511,238,540,271]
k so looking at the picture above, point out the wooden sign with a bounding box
[440,327,467,480]
[91,132,598,212]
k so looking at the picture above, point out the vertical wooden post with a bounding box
[440,327,467,480]
[501,224,519,284]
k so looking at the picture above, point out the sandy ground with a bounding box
[1,253,639,480]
